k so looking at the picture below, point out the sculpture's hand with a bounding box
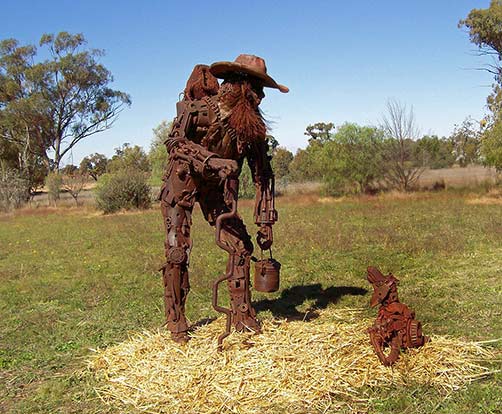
[206,158,239,180]
[257,223,273,251]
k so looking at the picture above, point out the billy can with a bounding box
[254,258,281,292]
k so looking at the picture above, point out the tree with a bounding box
[149,121,170,184]
[322,123,385,195]
[304,122,335,144]
[414,135,455,169]
[62,172,87,206]
[79,153,108,180]
[459,0,502,96]
[271,147,293,179]
[0,168,29,211]
[481,121,502,170]
[289,145,326,182]
[108,143,151,174]
[449,117,481,167]
[460,1,502,172]
[0,32,131,173]
[61,164,78,175]
[0,132,47,194]
[381,99,424,191]
[460,0,502,82]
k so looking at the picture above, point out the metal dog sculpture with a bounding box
[366,266,429,366]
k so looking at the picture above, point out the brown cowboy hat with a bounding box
[210,54,289,93]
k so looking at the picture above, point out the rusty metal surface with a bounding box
[159,56,287,347]
[366,266,429,366]
[254,257,281,293]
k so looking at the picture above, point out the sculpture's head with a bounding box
[367,266,399,307]
[210,54,289,95]
[209,55,289,143]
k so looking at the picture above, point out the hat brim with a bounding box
[210,61,289,93]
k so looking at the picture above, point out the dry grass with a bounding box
[418,166,498,188]
[277,181,322,196]
[465,188,502,205]
[88,308,500,414]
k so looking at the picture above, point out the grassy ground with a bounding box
[0,191,501,413]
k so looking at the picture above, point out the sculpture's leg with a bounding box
[219,214,261,332]
[369,329,389,366]
[160,200,193,343]
[199,185,260,334]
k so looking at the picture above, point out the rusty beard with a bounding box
[219,80,267,144]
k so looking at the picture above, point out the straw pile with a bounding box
[89,308,499,413]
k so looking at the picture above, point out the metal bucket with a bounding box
[254,258,281,292]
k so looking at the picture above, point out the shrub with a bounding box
[149,121,171,186]
[45,172,63,206]
[95,170,151,213]
[315,123,385,196]
[431,179,446,192]
[238,163,255,199]
[0,170,29,212]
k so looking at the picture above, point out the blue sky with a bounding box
[0,0,494,165]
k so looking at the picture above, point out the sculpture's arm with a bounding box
[247,139,278,251]
[165,100,238,180]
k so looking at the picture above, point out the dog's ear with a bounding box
[184,64,220,100]
[367,266,385,284]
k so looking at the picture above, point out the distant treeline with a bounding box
[257,114,484,196]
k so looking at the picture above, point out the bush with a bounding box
[0,170,29,212]
[289,144,326,182]
[149,121,171,186]
[238,163,255,199]
[95,170,152,213]
[45,172,63,206]
[303,123,385,196]
[271,147,294,180]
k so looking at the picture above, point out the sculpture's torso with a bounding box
[185,96,247,164]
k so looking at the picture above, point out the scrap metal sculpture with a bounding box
[366,266,429,366]
[159,55,288,347]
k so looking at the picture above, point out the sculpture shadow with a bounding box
[253,283,368,322]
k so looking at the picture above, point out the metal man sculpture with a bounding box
[159,55,288,345]
[366,266,429,366]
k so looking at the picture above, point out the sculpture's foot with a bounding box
[234,315,261,334]
[171,331,190,344]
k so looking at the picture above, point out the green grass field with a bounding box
[1,191,501,413]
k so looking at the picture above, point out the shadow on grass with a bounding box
[188,284,368,331]
[254,284,368,322]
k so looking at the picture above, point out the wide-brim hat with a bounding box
[210,54,289,93]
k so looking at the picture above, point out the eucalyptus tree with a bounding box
[0,32,131,176]
[460,1,502,170]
